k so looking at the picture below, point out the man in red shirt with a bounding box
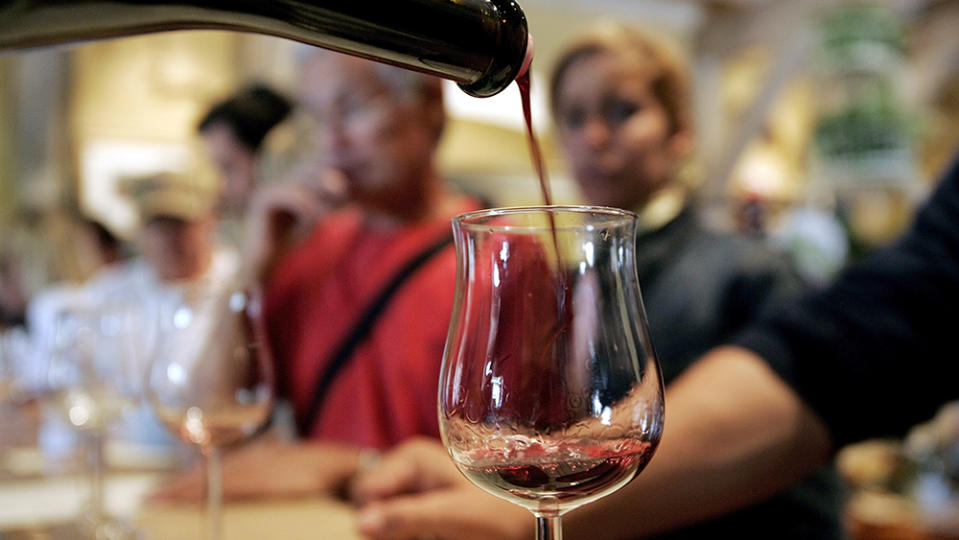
[152,50,482,501]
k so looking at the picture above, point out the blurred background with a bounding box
[2,0,959,537]
[3,0,959,287]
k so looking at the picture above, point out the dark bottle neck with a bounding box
[0,0,529,97]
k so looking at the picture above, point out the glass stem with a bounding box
[86,429,106,522]
[205,447,223,540]
[536,516,562,540]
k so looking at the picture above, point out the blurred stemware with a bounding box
[0,326,31,405]
[146,283,274,540]
[440,206,665,540]
[45,302,146,539]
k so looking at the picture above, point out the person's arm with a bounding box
[574,154,959,537]
[353,156,959,539]
[352,347,832,540]
[564,345,832,539]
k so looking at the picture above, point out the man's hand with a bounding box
[242,168,347,281]
[352,437,532,540]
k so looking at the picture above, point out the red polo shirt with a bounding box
[264,199,480,449]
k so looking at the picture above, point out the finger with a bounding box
[291,165,349,207]
[315,168,349,204]
[398,439,469,489]
[357,496,450,540]
[352,438,464,504]
[357,491,526,540]
[280,193,333,233]
[260,186,328,221]
[244,186,328,262]
[351,450,421,503]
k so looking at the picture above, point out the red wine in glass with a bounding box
[454,437,656,513]
[442,207,664,540]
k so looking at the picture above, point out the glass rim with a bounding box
[452,205,637,232]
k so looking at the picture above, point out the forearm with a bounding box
[564,345,834,539]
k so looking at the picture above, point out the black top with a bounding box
[636,208,845,539]
[735,154,959,449]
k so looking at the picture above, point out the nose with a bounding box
[581,115,612,149]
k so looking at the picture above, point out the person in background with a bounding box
[17,216,126,396]
[0,209,67,330]
[351,24,844,540]
[197,84,294,245]
[98,171,238,291]
[149,50,484,502]
[25,171,234,456]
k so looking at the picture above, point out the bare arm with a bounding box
[563,345,834,538]
[353,346,834,540]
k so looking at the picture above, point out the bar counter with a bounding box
[0,400,365,539]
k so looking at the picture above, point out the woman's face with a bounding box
[201,123,257,214]
[554,51,687,210]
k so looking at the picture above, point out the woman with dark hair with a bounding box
[198,84,293,215]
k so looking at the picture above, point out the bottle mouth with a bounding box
[517,34,534,79]
[457,1,531,98]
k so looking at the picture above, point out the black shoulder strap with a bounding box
[296,232,455,437]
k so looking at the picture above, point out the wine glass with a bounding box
[440,206,665,539]
[145,283,274,540]
[45,301,146,539]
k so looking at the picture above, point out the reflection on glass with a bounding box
[440,206,665,540]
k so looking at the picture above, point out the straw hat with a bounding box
[122,171,217,224]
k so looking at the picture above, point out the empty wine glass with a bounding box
[145,283,274,540]
[440,206,665,540]
[45,302,146,539]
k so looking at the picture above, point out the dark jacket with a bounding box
[736,154,959,449]
[639,208,845,540]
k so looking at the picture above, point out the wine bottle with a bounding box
[0,0,531,97]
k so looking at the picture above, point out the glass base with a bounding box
[76,513,142,540]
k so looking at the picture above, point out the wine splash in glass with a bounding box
[440,206,664,540]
